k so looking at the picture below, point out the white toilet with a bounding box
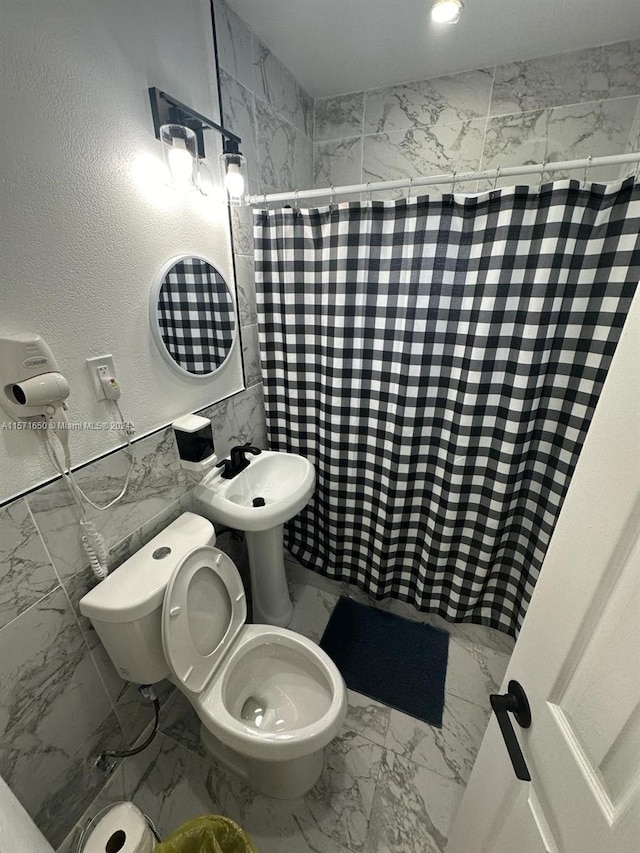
[79,512,347,798]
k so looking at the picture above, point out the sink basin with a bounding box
[194,450,315,532]
[193,450,315,627]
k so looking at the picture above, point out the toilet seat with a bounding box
[162,544,348,766]
[162,546,246,693]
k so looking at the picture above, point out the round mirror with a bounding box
[150,255,236,377]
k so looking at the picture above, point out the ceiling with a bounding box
[227,0,640,99]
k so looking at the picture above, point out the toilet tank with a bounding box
[79,512,215,684]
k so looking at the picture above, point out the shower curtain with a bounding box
[253,178,640,635]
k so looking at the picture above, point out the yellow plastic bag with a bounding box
[153,815,257,853]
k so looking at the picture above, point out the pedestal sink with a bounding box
[193,450,315,627]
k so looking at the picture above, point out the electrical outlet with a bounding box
[86,354,117,400]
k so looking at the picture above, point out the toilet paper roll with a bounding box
[82,802,154,853]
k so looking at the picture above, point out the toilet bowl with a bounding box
[79,512,347,798]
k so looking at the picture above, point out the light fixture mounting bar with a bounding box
[148,87,241,159]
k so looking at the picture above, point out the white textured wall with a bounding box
[0,0,243,503]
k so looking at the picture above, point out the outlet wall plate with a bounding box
[86,354,117,400]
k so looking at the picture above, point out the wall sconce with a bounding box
[160,124,199,190]
[221,139,248,207]
[149,87,244,203]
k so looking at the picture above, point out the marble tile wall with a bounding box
[214,0,314,394]
[0,384,267,850]
[314,39,640,196]
[215,0,313,194]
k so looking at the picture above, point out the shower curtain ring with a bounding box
[450,171,457,193]
[492,166,501,191]
[584,154,593,183]
[408,176,413,200]
[635,159,640,182]
[365,181,372,203]
[294,188,299,208]
[330,185,336,208]
[538,159,547,192]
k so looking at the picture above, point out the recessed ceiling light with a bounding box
[430,0,464,25]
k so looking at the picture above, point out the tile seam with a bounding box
[488,91,640,120]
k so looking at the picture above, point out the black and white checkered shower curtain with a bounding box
[254,179,640,635]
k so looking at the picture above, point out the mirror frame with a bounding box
[149,253,237,379]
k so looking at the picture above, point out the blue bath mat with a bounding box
[320,597,449,727]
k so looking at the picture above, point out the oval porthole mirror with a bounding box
[150,255,236,377]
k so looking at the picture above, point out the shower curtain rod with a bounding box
[246,151,640,206]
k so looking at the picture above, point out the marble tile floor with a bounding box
[58,568,513,853]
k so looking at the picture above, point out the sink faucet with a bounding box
[216,443,262,479]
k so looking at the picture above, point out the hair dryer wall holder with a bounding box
[0,334,71,421]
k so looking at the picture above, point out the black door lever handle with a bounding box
[489,679,532,782]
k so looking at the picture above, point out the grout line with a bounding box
[488,91,640,121]
[251,66,311,141]
[151,728,206,763]
[360,90,366,188]
[22,500,123,724]
[476,65,497,190]
[158,727,205,760]
[315,130,369,145]
[0,502,68,636]
[361,739,388,847]
[360,114,490,140]
[445,688,495,712]
[312,90,316,142]
[0,574,61,634]
[314,131,363,145]
[251,89,262,186]
[32,497,124,721]
[88,647,124,721]
[24,498,66,588]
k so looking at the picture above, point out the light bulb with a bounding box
[167,138,195,184]
[430,0,464,24]
[225,163,245,200]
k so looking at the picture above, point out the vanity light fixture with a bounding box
[149,87,244,203]
[430,0,464,24]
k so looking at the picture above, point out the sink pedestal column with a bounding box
[244,524,293,627]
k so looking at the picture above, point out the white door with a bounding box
[447,292,640,853]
